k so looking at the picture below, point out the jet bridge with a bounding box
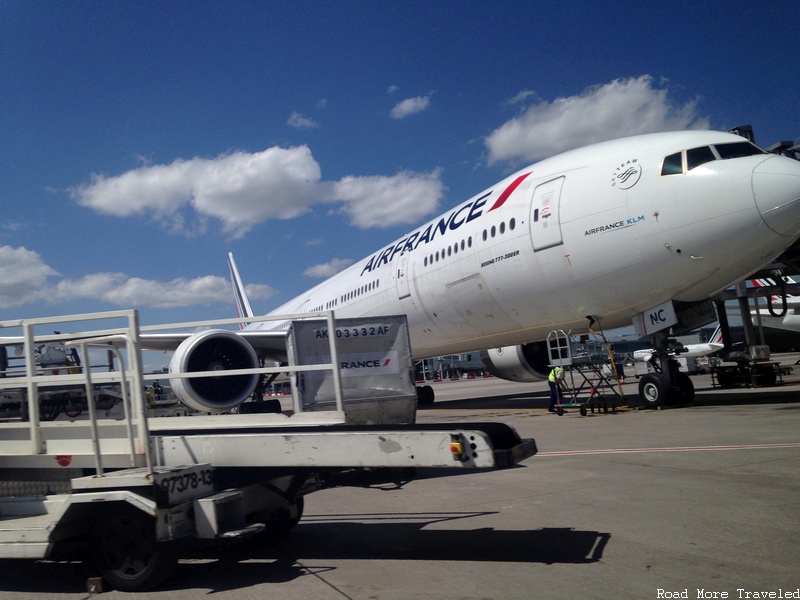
[0,309,536,592]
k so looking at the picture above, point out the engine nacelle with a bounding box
[169,329,259,412]
[480,341,551,382]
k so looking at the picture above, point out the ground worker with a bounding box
[548,365,565,412]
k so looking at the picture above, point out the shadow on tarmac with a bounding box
[0,518,611,594]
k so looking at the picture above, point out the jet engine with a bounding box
[169,329,260,412]
[480,341,551,382]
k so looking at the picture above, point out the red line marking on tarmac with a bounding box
[537,443,800,457]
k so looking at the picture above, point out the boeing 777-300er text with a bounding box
[150,130,800,409]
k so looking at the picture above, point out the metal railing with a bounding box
[0,309,346,476]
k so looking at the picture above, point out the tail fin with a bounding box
[227,252,254,329]
[709,324,723,345]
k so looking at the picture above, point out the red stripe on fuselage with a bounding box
[488,171,532,211]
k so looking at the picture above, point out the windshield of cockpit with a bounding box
[661,141,765,176]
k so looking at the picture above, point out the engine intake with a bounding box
[169,329,259,412]
[480,341,551,382]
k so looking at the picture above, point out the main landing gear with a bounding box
[637,333,695,409]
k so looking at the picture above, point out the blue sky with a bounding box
[1,1,799,328]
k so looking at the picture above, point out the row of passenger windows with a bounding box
[423,218,517,267]
[310,279,382,313]
[661,141,765,176]
[312,216,520,308]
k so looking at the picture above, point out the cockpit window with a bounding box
[686,146,716,171]
[661,152,683,175]
[714,141,765,160]
[661,140,766,177]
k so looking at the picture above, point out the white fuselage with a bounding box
[263,131,800,359]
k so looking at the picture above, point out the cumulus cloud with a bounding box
[0,246,59,307]
[0,244,274,310]
[303,258,353,278]
[485,75,710,165]
[332,169,444,229]
[287,112,320,129]
[71,146,324,238]
[71,146,444,235]
[391,95,431,119]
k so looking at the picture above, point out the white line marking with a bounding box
[537,443,800,456]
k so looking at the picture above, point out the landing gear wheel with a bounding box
[94,506,176,592]
[638,372,670,408]
[579,405,587,416]
[556,406,564,416]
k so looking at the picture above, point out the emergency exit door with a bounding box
[529,176,564,251]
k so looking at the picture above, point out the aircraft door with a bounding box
[396,254,411,299]
[530,176,565,251]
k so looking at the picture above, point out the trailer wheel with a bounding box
[416,385,435,405]
[674,371,695,404]
[638,373,670,408]
[94,506,176,592]
[264,496,305,538]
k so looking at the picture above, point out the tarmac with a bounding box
[1,362,799,599]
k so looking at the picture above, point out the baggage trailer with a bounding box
[0,310,537,592]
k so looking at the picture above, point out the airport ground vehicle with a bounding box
[0,309,536,592]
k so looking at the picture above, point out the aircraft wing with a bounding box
[137,329,289,358]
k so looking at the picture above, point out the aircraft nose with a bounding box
[752,155,800,237]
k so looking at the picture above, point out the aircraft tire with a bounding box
[638,372,670,408]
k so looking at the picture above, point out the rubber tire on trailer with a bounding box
[674,371,695,405]
[716,369,736,388]
[416,385,435,405]
[579,405,587,416]
[94,506,177,592]
[754,366,777,387]
[638,372,670,408]
[266,496,305,538]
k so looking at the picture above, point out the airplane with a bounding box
[107,130,800,410]
[632,326,724,363]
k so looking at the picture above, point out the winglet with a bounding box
[227,252,254,329]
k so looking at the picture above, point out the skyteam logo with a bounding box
[611,159,641,190]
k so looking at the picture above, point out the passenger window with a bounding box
[686,146,716,171]
[661,152,683,175]
[715,141,765,160]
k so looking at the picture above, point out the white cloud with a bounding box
[287,112,320,129]
[391,95,431,119]
[303,258,353,278]
[485,75,710,165]
[387,85,400,95]
[0,244,275,310]
[71,146,445,234]
[0,246,58,307]
[507,90,537,106]
[332,169,444,229]
[71,146,324,238]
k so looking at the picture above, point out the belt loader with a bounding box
[0,309,536,592]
